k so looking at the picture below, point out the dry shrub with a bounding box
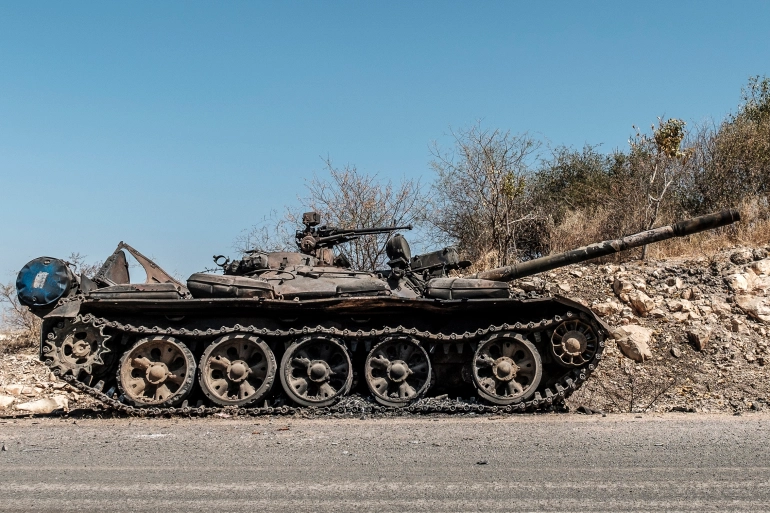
[645,195,770,260]
[548,207,617,253]
[0,282,40,353]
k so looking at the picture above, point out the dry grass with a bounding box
[0,331,38,354]
[646,198,770,260]
[546,197,769,263]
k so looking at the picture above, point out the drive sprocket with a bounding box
[44,318,112,379]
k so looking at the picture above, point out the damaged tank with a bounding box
[16,209,740,414]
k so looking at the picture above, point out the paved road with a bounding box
[0,413,768,512]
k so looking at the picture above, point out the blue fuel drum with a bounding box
[16,257,74,307]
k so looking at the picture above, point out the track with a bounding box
[45,309,605,417]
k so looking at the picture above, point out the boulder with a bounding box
[734,295,770,323]
[0,395,15,409]
[686,326,712,351]
[15,396,69,414]
[629,290,655,317]
[726,273,751,292]
[611,325,653,362]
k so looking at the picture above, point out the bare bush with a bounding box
[237,160,425,271]
[234,210,296,255]
[428,124,549,267]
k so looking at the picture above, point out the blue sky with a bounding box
[1,1,768,280]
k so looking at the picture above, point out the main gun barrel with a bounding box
[467,209,741,282]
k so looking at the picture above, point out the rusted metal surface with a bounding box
[18,209,738,414]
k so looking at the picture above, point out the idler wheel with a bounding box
[550,319,598,367]
[472,333,542,405]
[199,334,276,407]
[118,336,195,408]
[280,336,352,407]
[45,319,112,379]
[364,336,431,407]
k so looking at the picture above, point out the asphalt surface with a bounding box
[0,413,768,512]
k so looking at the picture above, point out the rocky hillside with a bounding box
[1,245,769,416]
[549,245,770,413]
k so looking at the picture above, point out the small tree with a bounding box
[628,118,690,259]
[428,124,547,267]
[236,161,425,271]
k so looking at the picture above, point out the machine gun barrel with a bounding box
[316,225,413,247]
[467,209,741,282]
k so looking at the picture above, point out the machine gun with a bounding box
[296,211,413,256]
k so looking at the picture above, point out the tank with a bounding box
[16,209,740,415]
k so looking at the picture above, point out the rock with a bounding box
[21,386,42,396]
[629,290,655,317]
[753,275,770,293]
[672,311,690,322]
[686,326,712,351]
[711,299,731,317]
[734,295,770,323]
[726,273,751,292]
[754,248,769,261]
[666,276,684,289]
[569,270,583,278]
[667,299,694,312]
[0,395,15,408]
[649,308,666,318]
[14,396,68,414]
[593,301,620,316]
[611,325,653,362]
[681,288,693,300]
[731,249,754,265]
[670,346,682,358]
[2,384,24,396]
[614,277,635,295]
[630,275,647,290]
[557,282,571,292]
[750,259,770,277]
[620,306,635,321]
[518,279,545,292]
[576,405,593,415]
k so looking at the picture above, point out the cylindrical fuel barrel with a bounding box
[468,209,740,282]
[16,257,76,308]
